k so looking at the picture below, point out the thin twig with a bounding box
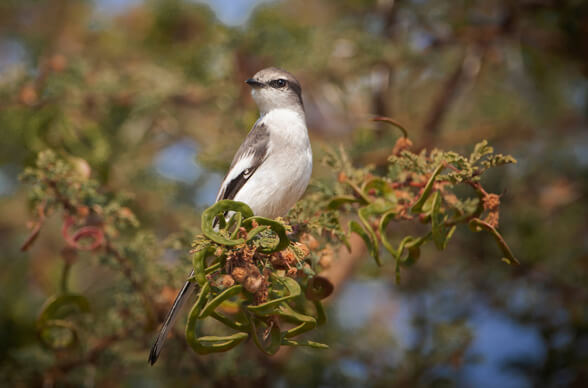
[21,203,46,251]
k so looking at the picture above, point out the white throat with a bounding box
[251,89,304,116]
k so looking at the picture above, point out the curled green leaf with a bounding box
[469,218,520,265]
[282,339,329,349]
[246,225,269,241]
[430,191,457,250]
[358,207,381,266]
[242,216,289,253]
[190,333,249,354]
[37,293,90,350]
[247,276,301,315]
[201,200,253,246]
[327,195,361,210]
[38,319,80,350]
[199,285,243,319]
[227,211,243,240]
[185,283,248,354]
[248,313,282,355]
[313,300,327,326]
[192,245,212,286]
[378,210,397,256]
[349,220,380,266]
[278,303,317,338]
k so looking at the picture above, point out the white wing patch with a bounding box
[215,153,255,202]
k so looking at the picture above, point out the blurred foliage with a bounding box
[311,133,517,272]
[1,0,587,387]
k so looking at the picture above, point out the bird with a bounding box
[148,67,312,365]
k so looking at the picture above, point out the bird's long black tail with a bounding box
[148,271,197,365]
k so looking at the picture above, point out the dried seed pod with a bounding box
[270,252,288,269]
[281,248,297,264]
[305,276,334,301]
[219,274,235,288]
[483,193,500,211]
[287,267,298,278]
[243,275,263,293]
[231,267,247,283]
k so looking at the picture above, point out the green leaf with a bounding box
[247,276,301,315]
[430,192,456,250]
[38,319,80,350]
[278,303,317,338]
[199,285,243,318]
[227,211,243,240]
[359,206,382,264]
[246,225,269,241]
[401,233,431,265]
[201,200,254,246]
[469,218,520,265]
[210,311,249,331]
[362,178,395,200]
[242,216,290,253]
[282,339,329,349]
[411,163,444,213]
[349,220,380,266]
[313,301,327,326]
[378,210,397,256]
[192,244,212,286]
[190,333,249,354]
[37,293,90,325]
[327,195,361,210]
[37,293,90,350]
[185,283,248,354]
[248,313,282,355]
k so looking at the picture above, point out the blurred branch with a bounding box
[319,234,367,299]
[421,53,468,147]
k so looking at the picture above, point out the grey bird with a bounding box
[148,67,312,365]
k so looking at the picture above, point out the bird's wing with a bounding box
[215,120,270,201]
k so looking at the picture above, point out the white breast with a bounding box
[233,108,312,218]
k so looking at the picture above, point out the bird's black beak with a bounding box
[245,78,264,88]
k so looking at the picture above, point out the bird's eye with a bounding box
[271,79,287,88]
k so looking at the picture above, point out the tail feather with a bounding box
[148,271,197,365]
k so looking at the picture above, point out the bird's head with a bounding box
[246,67,303,115]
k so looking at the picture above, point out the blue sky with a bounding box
[94,0,275,25]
